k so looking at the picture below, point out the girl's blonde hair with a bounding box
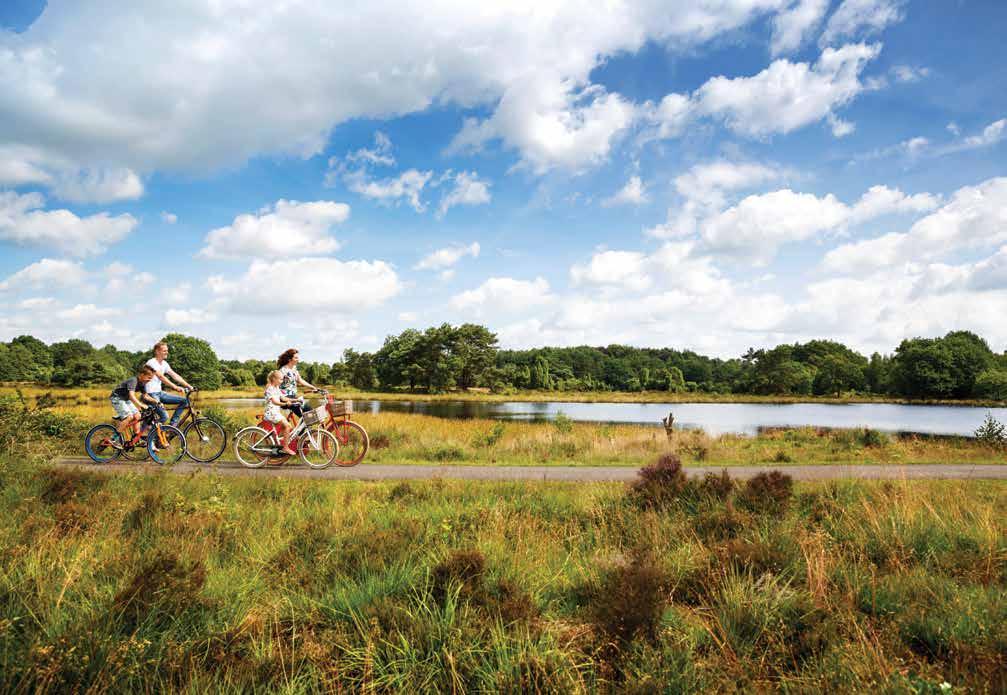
[268,370,283,384]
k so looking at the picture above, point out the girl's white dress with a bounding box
[264,385,284,423]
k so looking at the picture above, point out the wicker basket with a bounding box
[329,400,353,417]
[302,405,327,426]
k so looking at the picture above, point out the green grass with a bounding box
[0,456,1003,692]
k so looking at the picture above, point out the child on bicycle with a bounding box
[265,370,297,456]
[110,365,157,444]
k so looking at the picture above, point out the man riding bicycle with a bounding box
[145,340,194,427]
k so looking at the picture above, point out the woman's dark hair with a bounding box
[277,348,298,368]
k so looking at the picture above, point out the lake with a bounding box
[213,398,1007,437]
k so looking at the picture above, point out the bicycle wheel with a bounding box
[299,428,338,469]
[148,425,187,465]
[234,426,271,468]
[84,424,124,464]
[184,417,227,463]
[327,420,369,467]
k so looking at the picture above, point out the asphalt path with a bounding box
[54,457,1007,481]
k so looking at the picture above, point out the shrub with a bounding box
[112,552,208,633]
[426,444,467,462]
[39,467,106,505]
[472,421,506,448]
[693,502,751,541]
[699,470,734,501]
[431,549,486,604]
[974,412,1006,448]
[552,412,573,435]
[859,427,888,447]
[772,449,793,463]
[736,471,793,517]
[629,454,689,510]
[586,550,669,647]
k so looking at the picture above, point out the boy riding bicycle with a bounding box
[110,365,158,444]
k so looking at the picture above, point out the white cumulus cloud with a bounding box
[602,176,648,207]
[415,242,480,271]
[0,258,89,291]
[437,171,491,217]
[209,257,401,314]
[198,199,349,260]
[771,0,830,56]
[820,0,905,46]
[0,191,137,256]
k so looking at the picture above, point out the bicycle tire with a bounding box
[299,428,338,469]
[327,420,369,467]
[184,417,227,463]
[234,426,271,468]
[84,424,124,464]
[148,425,187,465]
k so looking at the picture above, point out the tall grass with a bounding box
[0,455,1003,692]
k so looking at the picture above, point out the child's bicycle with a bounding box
[232,400,339,469]
[84,407,187,465]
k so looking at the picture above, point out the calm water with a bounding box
[213,398,1007,437]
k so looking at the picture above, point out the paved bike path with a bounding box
[53,457,1007,481]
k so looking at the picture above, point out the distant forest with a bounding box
[1,325,1006,400]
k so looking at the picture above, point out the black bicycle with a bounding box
[167,389,228,463]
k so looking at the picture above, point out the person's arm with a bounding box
[297,373,317,391]
[129,389,151,410]
[166,368,193,391]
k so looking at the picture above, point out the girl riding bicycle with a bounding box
[264,370,297,456]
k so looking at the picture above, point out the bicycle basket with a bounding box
[302,405,326,426]
[329,400,353,417]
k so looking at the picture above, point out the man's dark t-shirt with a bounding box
[111,377,143,401]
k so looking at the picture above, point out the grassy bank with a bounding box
[4,383,1006,408]
[4,389,1005,467]
[1,456,1003,692]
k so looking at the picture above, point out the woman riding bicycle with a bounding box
[276,348,319,419]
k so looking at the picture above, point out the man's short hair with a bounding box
[153,341,168,352]
[138,365,155,377]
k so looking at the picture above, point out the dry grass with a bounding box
[0,455,1003,692]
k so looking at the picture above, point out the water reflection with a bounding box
[212,398,1006,437]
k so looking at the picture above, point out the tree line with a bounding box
[1,326,1006,400]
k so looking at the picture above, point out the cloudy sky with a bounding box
[1,0,1005,361]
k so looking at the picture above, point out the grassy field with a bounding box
[3,383,1006,408]
[6,386,1005,467]
[0,455,1003,692]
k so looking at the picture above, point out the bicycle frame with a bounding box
[249,413,325,456]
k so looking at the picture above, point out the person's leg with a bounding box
[150,392,168,424]
[157,391,187,427]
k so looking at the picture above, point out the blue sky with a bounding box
[0,0,1005,361]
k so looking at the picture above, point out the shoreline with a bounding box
[3,383,1006,409]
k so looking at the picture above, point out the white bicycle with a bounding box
[233,402,339,469]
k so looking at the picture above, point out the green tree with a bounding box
[813,354,866,396]
[942,330,994,398]
[343,349,378,390]
[159,333,223,389]
[974,369,1007,400]
[891,338,955,398]
[50,339,94,368]
[453,324,498,390]
[865,352,891,394]
[663,367,686,392]
[10,335,53,380]
[223,367,256,387]
[51,354,128,386]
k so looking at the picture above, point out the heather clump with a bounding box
[736,471,793,516]
[628,453,688,509]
